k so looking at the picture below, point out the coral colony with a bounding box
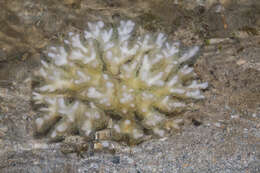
[33,20,208,145]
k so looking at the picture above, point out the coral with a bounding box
[32,20,208,145]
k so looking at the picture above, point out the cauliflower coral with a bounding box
[33,20,208,145]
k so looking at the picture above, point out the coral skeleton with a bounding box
[33,20,208,145]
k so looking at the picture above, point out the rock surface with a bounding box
[0,0,260,172]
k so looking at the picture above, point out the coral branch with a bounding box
[33,20,207,145]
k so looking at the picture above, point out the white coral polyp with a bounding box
[33,20,207,144]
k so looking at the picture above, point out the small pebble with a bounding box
[111,156,120,164]
[236,59,246,65]
[214,122,221,128]
[231,114,239,119]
